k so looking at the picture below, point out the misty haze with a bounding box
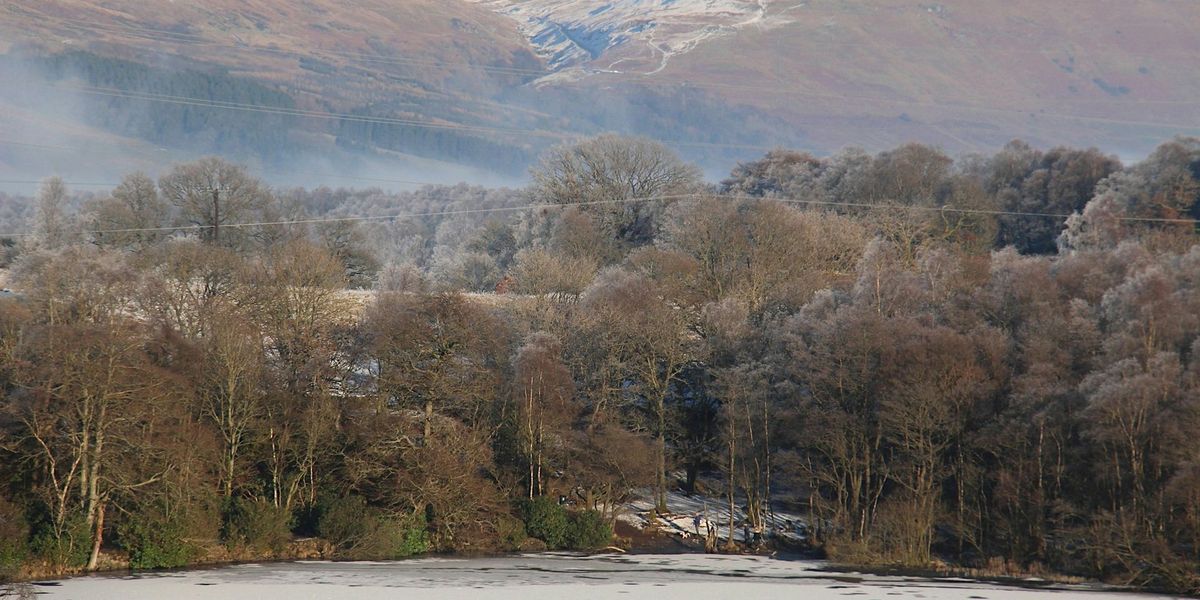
[1,1,1199,599]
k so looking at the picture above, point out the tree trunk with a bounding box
[656,430,667,514]
[211,188,220,244]
[223,444,235,498]
[654,389,668,514]
[86,503,105,571]
[86,410,106,528]
[424,398,433,443]
[725,429,738,553]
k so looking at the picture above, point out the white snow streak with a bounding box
[466,0,790,79]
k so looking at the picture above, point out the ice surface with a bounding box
[31,553,1165,600]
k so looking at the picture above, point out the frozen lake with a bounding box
[28,553,1165,600]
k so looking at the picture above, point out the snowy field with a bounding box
[28,553,1172,600]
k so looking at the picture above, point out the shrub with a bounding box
[519,499,612,551]
[0,497,28,580]
[220,498,292,552]
[29,513,89,569]
[495,514,527,551]
[565,510,612,551]
[316,495,428,559]
[313,495,368,553]
[371,513,429,559]
[118,511,196,570]
[519,496,569,549]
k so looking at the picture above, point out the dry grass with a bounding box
[0,0,537,110]
[656,0,1200,154]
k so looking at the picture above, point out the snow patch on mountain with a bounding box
[467,0,787,78]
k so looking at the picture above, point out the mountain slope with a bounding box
[0,0,555,184]
[655,0,1200,155]
[466,0,770,74]
[1,0,1198,189]
[474,0,1200,156]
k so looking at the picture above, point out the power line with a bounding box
[4,10,1194,164]
[33,82,791,152]
[0,137,531,189]
[0,175,522,189]
[2,136,1195,227]
[43,83,568,139]
[32,79,1200,159]
[0,194,692,238]
[0,179,119,187]
[0,192,1193,239]
[0,139,77,151]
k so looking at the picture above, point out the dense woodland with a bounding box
[0,49,790,175]
[0,135,1199,593]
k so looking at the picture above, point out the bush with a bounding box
[220,498,292,552]
[495,514,527,551]
[520,496,569,549]
[565,510,612,551]
[29,513,89,569]
[118,511,196,570]
[371,513,429,559]
[0,497,28,580]
[519,498,611,550]
[316,495,428,559]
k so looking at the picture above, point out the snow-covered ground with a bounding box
[621,489,807,545]
[28,553,1164,599]
[467,0,789,77]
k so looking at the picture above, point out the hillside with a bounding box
[1,0,1199,188]
[656,0,1200,156]
[0,0,539,94]
[487,0,1200,157]
[0,0,552,186]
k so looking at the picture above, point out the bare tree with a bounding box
[531,135,701,250]
[195,308,266,498]
[242,240,347,510]
[134,240,244,338]
[87,173,171,250]
[513,332,575,498]
[367,292,506,443]
[509,248,598,297]
[29,177,78,251]
[158,157,268,246]
[579,268,690,513]
[4,251,180,570]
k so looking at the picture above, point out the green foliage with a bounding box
[117,511,197,570]
[220,498,292,552]
[29,514,90,569]
[0,497,28,579]
[375,513,430,559]
[565,510,612,551]
[316,495,428,559]
[495,514,527,551]
[519,498,611,550]
[519,496,570,549]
